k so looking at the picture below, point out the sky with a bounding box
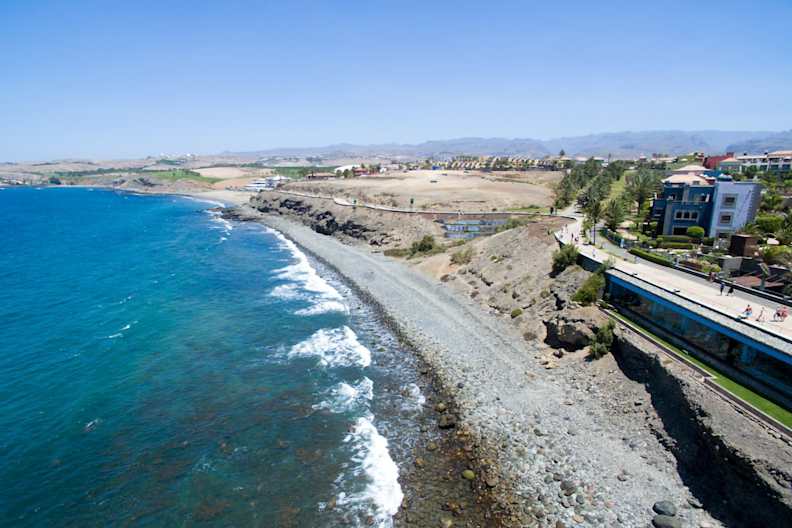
[1,0,791,161]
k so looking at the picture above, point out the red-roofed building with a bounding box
[703,152,734,170]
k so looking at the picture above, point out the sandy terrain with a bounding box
[285,169,562,211]
[186,189,254,206]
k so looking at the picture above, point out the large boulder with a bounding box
[544,306,608,352]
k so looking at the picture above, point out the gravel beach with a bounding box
[245,211,719,528]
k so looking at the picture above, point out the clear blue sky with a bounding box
[1,0,790,161]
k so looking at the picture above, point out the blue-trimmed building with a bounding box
[650,170,761,238]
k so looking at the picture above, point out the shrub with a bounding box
[510,308,523,319]
[552,244,579,274]
[410,235,437,256]
[450,246,473,265]
[762,245,792,265]
[756,214,785,234]
[657,235,692,243]
[629,247,673,267]
[658,241,694,250]
[686,226,705,239]
[701,237,715,246]
[589,320,615,359]
[572,273,605,305]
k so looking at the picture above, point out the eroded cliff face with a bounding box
[248,193,444,248]
[612,328,792,526]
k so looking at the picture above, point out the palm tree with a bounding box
[626,168,659,214]
[585,200,603,244]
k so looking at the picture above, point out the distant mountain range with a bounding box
[228,130,792,160]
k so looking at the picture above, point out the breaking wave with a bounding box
[335,414,404,527]
[264,227,348,315]
[288,326,371,368]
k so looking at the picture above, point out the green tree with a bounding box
[585,200,603,244]
[761,191,783,212]
[756,214,785,234]
[604,199,626,231]
[625,168,660,214]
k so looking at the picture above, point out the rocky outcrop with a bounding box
[249,193,443,248]
[543,306,608,351]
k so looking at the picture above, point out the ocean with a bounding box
[0,187,426,526]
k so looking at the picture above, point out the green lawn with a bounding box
[606,170,629,203]
[269,166,338,179]
[608,310,792,428]
[144,169,221,185]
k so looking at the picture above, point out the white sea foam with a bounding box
[336,414,404,527]
[206,209,233,235]
[288,326,371,368]
[313,378,374,413]
[264,227,347,314]
[295,300,349,316]
[400,383,426,411]
[106,320,137,339]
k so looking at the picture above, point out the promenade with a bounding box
[557,209,792,347]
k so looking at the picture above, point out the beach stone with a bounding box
[653,500,677,516]
[438,415,457,429]
[426,441,438,451]
[652,515,682,528]
[434,402,447,413]
[687,497,703,509]
[461,469,476,480]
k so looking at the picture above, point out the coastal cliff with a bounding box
[225,196,792,527]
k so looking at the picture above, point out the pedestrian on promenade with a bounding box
[739,305,753,319]
[719,281,725,295]
[756,307,766,322]
[727,284,735,296]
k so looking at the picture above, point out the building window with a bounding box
[722,195,736,207]
[674,210,699,220]
[720,214,733,225]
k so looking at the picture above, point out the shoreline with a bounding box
[221,205,511,526]
[221,203,730,528]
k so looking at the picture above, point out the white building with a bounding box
[707,179,763,239]
[735,151,792,172]
[244,175,291,191]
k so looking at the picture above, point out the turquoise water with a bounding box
[0,187,424,527]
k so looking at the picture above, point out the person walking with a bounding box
[756,307,766,322]
[727,284,735,296]
[719,281,725,295]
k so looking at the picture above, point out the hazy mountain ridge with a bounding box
[725,130,792,154]
[228,130,790,160]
